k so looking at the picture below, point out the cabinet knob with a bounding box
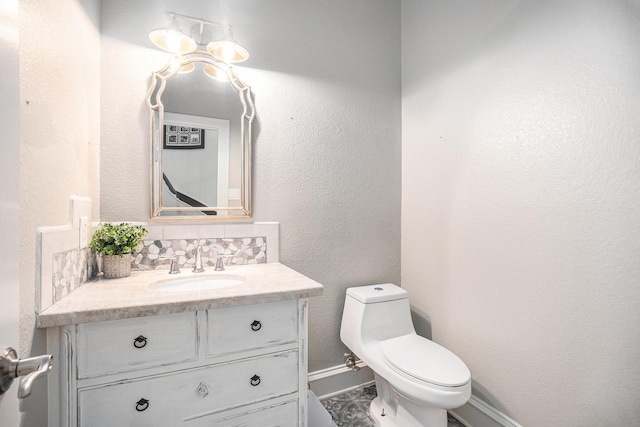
[135,398,149,412]
[250,375,261,386]
[250,320,262,331]
[133,335,148,349]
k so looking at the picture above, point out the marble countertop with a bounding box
[37,263,324,328]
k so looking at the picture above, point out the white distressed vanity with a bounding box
[37,263,323,427]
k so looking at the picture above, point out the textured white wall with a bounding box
[0,0,21,424]
[401,0,640,425]
[18,0,100,425]
[100,0,401,372]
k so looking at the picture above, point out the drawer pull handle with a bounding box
[196,382,209,398]
[133,335,147,349]
[250,375,261,386]
[250,320,262,331]
[135,398,149,412]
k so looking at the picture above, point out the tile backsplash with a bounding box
[52,248,99,302]
[38,209,280,312]
[134,237,267,270]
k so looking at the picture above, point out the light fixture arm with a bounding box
[164,11,231,32]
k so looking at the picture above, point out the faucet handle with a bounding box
[160,255,181,274]
[214,255,225,271]
[169,256,180,274]
[214,253,235,271]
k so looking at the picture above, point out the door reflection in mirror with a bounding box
[162,113,230,212]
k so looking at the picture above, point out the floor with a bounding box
[321,385,465,427]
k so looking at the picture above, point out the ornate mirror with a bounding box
[147,52,254,221]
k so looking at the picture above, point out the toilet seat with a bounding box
[380,335,470,387]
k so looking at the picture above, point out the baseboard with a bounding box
[308,362,375,400]
[449,395,523,427]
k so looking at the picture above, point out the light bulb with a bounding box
[207,40,249,63]
[221,44,236,61]
[164,30,184,53]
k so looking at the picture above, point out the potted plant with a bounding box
[89,222,148,279]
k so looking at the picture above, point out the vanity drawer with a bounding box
[77,350,299,426]
[76,312,198,379]
[207,300,298,357]
[184,399,298,426]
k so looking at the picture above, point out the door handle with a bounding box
[0,347,53,398]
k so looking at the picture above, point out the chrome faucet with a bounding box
[0,347,53,398]
[193,245,205,273]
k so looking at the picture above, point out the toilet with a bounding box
[340,283,471,427]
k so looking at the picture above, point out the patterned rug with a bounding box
[322,385,378,426]
[321,385,465,427]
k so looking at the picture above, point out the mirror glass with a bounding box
[147,53,254,220]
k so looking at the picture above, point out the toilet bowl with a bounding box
[340,284,471,427]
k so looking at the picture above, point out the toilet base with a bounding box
[370,397,400,427]
[369,396,448,427]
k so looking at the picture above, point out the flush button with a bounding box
[374,287,383,291]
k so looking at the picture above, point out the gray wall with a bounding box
[402,0,640,425]
[100,0,402,372]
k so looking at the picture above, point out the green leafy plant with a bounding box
[89,222,148,256]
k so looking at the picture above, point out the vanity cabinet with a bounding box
[46,299,309,427]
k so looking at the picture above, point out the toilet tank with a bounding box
[341,284,416,346]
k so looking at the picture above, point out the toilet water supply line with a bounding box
[344,352,361,372]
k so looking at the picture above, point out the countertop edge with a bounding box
[37,287,323,328]
[36,263,324,328]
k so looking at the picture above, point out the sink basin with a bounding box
[151,275,245,292]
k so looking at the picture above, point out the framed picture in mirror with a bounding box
[163,125,205,149]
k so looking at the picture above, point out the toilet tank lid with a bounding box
[346,284,408,303]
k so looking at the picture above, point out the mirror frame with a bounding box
[146,52,254,221]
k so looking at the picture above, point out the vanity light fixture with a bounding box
[149,12,249,63]
[148,13,197,54]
